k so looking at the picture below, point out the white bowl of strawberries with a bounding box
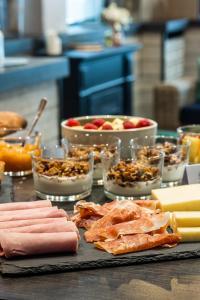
[61,115,157,147]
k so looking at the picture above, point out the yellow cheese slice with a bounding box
[177,227,200,242]
[171,211,200,228]
[152,184,200,211]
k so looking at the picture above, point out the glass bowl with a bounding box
[63,134,121,186]
[131,136,189,186]
[32,145,94,202]
[0,131,41,176]
[102,145,164,200]
[177,125,200,164]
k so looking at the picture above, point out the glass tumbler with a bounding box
[102,144,164,200]
[32,145,94,202]
[177,125,200,164]
[131,136,189,187]
[63,134,121,186]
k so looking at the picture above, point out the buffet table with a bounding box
[0,177,199,300]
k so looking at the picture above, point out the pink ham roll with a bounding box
[0,232,78,258]
[0,208,68,222]
[0,206,58,217]
[0,220,79,237]
[0,217,67,230]
[0,200,52,211]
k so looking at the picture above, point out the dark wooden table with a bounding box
[0,177,199,300]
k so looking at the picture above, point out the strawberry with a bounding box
[92,118,105,128]
[66,118,80,127]
[123,120,135,129]
[102,124,113,130]
[84,123,98,130]
[136,119,151,128]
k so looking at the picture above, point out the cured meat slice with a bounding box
[0,220,79,236]
[84,202,142,242]
[95,233,181,255]
[98,213,170,240]
[0,200,52,211]
[0,232,78,258]
[74,200,119,218]
[0,208,68,222]
[0,217,67,229]
[135,200,159,211]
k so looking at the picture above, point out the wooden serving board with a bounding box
[1,230,200,276]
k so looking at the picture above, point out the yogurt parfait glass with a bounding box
[62,134,121,186]
[32,145,94,202]
[102,144,164,200]
[177,125,200,164]
[131,136,189,187]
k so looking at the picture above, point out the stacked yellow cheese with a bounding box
[152,184,200,242]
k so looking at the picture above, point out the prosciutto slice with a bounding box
[0,208,67,222]
[95,233,181,255]
[98,213,170,240]
[0,232,78,258]
[0,200,52,211]
[0,220,79,236]
[84,202,142,242]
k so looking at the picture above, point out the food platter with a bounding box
[0,185,199,277]
[1,227,200,276]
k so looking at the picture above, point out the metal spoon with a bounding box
[22,97,47,145]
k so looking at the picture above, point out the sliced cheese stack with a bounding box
[169,211,200,242]
[152,184,200,211]
[171,211,200,228]
[176,227,200,242]
[152,184,200,242]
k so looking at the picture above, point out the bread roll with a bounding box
[0,112,27,135]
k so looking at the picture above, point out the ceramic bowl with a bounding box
[61,115,158,148]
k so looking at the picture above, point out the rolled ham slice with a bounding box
[0,208,67,222]
[0,220,79,236]
[0,217,67,230]
[0,200,52,211]
[0,206,58,217]
[0,232,78,258]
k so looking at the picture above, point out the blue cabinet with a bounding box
[62,45,140,119]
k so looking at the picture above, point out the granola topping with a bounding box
[107,160,160,187]
[35,158,90,177]
[137,142,186,166]
[69,145,116,165]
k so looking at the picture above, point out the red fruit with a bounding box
[92,118,105,127]
[66,118,80,127]
[102,124,113,130]
[84,123,98,130]
[136,119,151,128]
[123,120,135,129]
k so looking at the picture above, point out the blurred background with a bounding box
[0,0,200,144]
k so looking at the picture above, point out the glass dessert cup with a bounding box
[63,134,121,186]
[177,125,200,164]
[0,131,41,176]
[32,145,94,202]
[102,145,164,200]
[131,136,189,187]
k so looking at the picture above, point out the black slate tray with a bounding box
[0,184,200,277]
[0,176,13,203]
[1,229,200,276]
